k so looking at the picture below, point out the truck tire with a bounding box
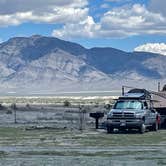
[139,123,146,134]
[107,126,113,133]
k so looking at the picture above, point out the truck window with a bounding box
[114,100,143,110]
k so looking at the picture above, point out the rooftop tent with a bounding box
[127,88,151,100]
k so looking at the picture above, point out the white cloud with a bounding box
[134,43,166,56]
[99,4,166,38]
[53,3,166,39]
[105,0,132,2]
[105,0,123,2]
[0,0,88,26]
[0,0,88,14]
[149,0,166,16]
[100,3,110,9]
[52,16,100,39]
[0,0,166,39]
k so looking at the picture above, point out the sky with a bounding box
[0,0,166,52]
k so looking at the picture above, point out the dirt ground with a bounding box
[0,126,166,166]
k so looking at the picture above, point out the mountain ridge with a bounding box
[0,35,165,93]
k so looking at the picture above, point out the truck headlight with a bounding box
[135,114,142,119]
[107,112,113,119]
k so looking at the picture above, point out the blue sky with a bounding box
[0,0,166,52]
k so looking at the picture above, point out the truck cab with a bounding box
[107,89,159,133]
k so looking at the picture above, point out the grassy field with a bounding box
[0,96,165,166]
[0,127,166,166]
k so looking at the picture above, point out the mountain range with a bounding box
[0,35,165,94]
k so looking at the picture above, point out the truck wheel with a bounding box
[152,120,159,131]
[107,126,113,133]
[139,123,146,134]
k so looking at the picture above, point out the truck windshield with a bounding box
[114,100,143,110]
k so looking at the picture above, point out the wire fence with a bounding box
[0,103,109,130]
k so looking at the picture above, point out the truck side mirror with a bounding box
[151,109,156,113]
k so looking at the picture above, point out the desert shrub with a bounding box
[94,102,99,107]
[6,110,12,114]
[0,104,5,110]
[11,103,17,110]
[64,100,71,107]
[104,104,111,110]
[26,103,30,108]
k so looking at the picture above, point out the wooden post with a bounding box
[12,103,17,124]
[158,82,161,92]
[122,86,125,96]
[79,106,86,131]
[14,109,17,124]
[95,118,99,129]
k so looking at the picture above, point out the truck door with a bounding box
[144,101,152,125]
[144,109,151,125]
[149,101,156,124]
[150,109,157,124]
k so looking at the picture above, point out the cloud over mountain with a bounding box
[134,43,166,56]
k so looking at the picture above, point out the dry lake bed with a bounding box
[0,127,166,166]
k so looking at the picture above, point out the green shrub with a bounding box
[64,100,71,107]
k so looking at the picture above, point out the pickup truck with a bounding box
[107,89,160,134]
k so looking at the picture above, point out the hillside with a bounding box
[0,35,165,94]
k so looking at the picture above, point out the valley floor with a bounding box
[0,127,166,166]
[0,100,165,166]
